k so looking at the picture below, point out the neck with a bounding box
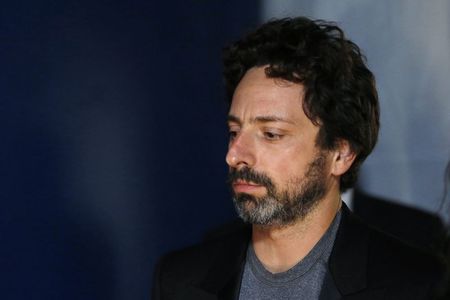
[251,191,341,273]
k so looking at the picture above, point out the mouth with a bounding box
[232,180,265,194]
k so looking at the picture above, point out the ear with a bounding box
[330,140,357,176]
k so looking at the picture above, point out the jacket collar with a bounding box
[195,204,370,299]
[329,203,369,295]
[196,221,251,300]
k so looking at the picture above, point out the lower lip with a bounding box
[233,183,264,193]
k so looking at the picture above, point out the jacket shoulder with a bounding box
[358,218,448,299]
[331,206,448,298]
[367,226,447,287]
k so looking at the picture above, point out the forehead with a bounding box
[229,67,308,123]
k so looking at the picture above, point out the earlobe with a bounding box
[331,140,356,176]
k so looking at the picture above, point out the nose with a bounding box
[225,131,256,169]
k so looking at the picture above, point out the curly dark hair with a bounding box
[223,17,380,191]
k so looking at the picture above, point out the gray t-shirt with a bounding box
[238,211,341,300]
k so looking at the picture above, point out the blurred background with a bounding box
[1,0,449,299]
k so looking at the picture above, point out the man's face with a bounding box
[226,67,332,226]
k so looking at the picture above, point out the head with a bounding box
[223,17,379,225]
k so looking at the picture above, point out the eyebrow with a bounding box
[227,114,295,125]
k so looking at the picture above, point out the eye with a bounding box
[228,126,239,141]
[228,129,239,141]
[263,131,283,141]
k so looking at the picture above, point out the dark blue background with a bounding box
[0,1,259,299]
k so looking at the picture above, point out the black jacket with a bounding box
[153,205,447,299]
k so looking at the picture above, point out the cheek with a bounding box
[255,129,319,180]
[261,147,311,184]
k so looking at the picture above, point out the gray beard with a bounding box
[232,154,327,226]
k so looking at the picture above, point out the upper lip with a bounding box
[233,180,261,186]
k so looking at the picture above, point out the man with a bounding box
[153,17,447,299]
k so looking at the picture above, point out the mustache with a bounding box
[227,167,275,190]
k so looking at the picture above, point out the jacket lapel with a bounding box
[195,222,251,300]
[329,204,369,296]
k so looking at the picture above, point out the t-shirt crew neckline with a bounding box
[246,209,341,287]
